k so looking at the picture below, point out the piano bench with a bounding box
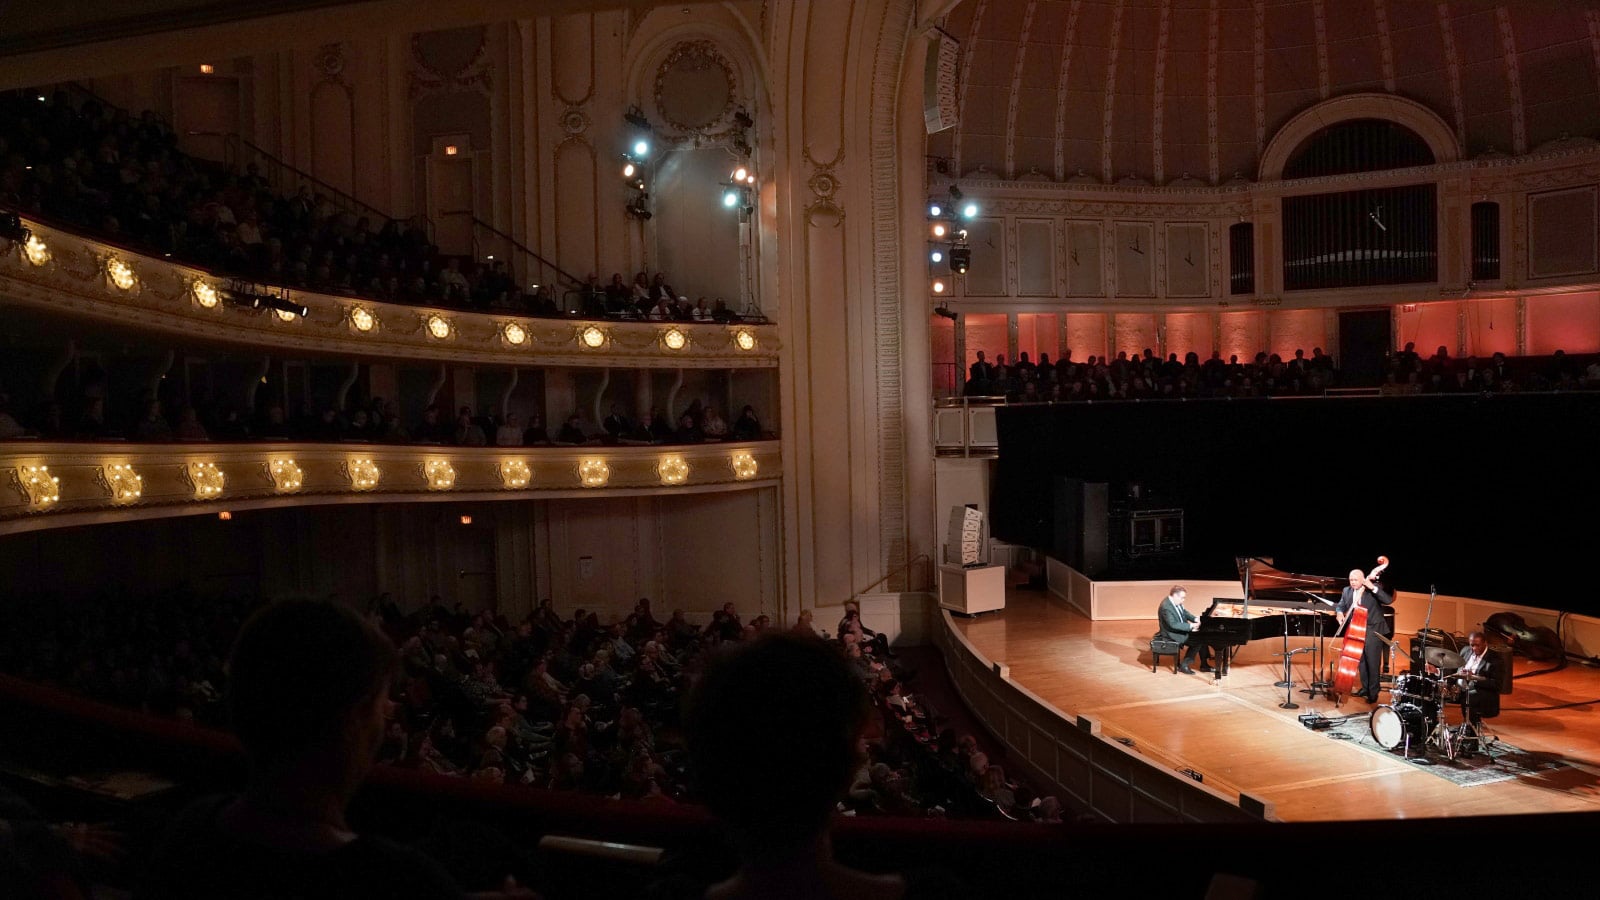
[1150,639,1184,673]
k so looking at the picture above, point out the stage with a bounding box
[945,588,1600,822]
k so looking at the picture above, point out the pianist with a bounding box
[1156,586,1213,674]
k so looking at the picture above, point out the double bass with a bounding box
[1329,556,1389,706]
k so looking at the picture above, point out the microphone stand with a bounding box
[1275,610,1293,688]
[1279,647,1314,709]
[1296,587,1334,700]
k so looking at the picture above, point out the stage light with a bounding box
[950,246,971,275]
[624,107,652,130]
[930,249,943,264]
[929,203,942,217]
[273,308,299,323]
[962,202,978,219]
[932,223,947,238]
[261,292,307,318]
[745,173,757,185]
[633,139,650,158]
[733,165,749,182]
[723,190,740,208]
[0,206,29,239]
[932,279,946,294]
[734,107,754,129]
[934,305,959,322]
[623,161,636,178]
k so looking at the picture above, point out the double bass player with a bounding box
[1334,558,1393,703]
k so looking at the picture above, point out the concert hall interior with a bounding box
[4,1,1600,899]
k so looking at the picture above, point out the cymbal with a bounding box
[1424,647,1464,669]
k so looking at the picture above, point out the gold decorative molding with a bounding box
[0,218,779,370]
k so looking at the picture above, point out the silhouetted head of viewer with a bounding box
[685,632,868,853]
[227,597,398,791]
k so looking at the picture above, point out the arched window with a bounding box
[1282,119,1435,179]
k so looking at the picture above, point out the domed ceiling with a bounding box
[927,0,1600,185]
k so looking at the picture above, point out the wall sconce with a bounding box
[23,235,50,267]
[15,465,61,509]
[349,306,377,332]
[426,314,453,340]
[499,459,532,488]
[662,328,687,350]
[106,258,137,291]
[186,461,226,499]
[731,451,759,480]
[580,325,606,349]
[425,459,457,490]
[734,329,757,351]
[268,457,303,492]
[657,455,689,485]
[502,322,528,346]
[101,464,143,502]
[345,458,381,491]
[193,281,220,309]
[578,458,611,487]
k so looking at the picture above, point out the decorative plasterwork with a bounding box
[1152,0,1170,185]
[1051,0,1084,182]
[1003,1,1038,181]
[1375,0,1397,93]
[1496,6,1527,156]
[1312,0,1330,99]
[560,107,590,136]
[0,441,781,536]
[652,39,739,133]
[1100,0,1126,184]
[806,163,843,222]
[409,27,492,98]
[1206,0,1220,185]
[314,43,348,84]
[1436,3,1467,151]
[0,218,780,371]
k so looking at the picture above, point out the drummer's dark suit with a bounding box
[1455,644,1501,722]
[1335,583,1393,702]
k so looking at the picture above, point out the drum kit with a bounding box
[1368,646,1494,761]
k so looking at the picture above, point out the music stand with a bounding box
[1296,587,1335,700]
[1274,611,1294,688]
[1278,647,1313,709]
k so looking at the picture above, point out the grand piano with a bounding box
[1190,557,1392,681]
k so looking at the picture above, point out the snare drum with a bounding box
[1393,673,1440,705]
[1370,703,1429,751]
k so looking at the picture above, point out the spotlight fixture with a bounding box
[961,202,978,219]
[733,107,754,129]
[632,139,651,158]
[623,161,636,178]
[930,249,944,264]
[264,293,308,318]
[932,279,946,294]
[950,246,971,275]
[624,106,652,131]
[626,196,653,220]
[732,165,749,182]
[934,305,959,322]
[731,137,752,158]
[949,184,964,201]
[932,223,947,238]
[929,203,942,217]
[722,190,740,208]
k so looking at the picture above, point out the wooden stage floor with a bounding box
[949,589,1600,822]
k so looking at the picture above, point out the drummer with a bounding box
[1430,631,1501,725]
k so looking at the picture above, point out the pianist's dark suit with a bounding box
[1335,584,1393,702]
[1157,596,1212,669]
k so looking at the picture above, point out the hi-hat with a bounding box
[1424,647,1464,669]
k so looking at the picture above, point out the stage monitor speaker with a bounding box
[923,27,960,134]
[1052,478,1108,577]
[946,504,985,567]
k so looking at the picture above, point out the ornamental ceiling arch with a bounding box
[625,20,764,149]
[930,0,1600,186]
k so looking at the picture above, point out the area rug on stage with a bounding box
[1315,713,1569,787]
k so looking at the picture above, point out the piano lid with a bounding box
[1236,556,1342,605]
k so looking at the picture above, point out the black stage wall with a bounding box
[990,393,1600,615]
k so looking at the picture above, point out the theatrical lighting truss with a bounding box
[621,107,656,221]
[0,210,31,244]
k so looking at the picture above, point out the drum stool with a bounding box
[1150,638,1184,673]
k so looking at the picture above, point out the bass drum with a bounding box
[1370,703,1428,751]
[1392,674,1440,705]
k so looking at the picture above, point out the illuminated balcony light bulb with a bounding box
[103,464,143,503]
[274,308,299,322]
[657,455,689,485]
[23,235,50,266]
[193,281,219,308]
[187,462,226,499]
[733,166,749,182]
[499,459,532,488]
[733,329,757,351]
[425,459,457,490]
[269,458,304,492]
[731,451,759,480]
[502,322,527,346]
[663,328,687,350]
[580,326,606,348]
[350,307,376,332]
[426,315,452,339]
[346,458,381,491]
[578,458,611,487]
[107,259,136,290]
[18,466,61,508]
